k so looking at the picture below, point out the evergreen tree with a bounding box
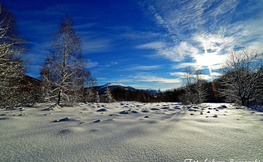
[95,91,100,103]
[103,86,114,103]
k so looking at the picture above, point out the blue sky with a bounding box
[4,0,263,90]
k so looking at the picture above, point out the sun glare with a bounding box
[195,52,218,67]
[194,41,222,80]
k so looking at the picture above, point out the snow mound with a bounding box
[97,108,107,112]
[52,117,78,122]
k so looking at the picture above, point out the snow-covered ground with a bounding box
[0,102,262,162]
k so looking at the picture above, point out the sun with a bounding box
[194,42,223,77]
[195,52,218,67]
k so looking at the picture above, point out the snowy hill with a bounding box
[95,83,157,95]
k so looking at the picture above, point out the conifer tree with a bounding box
[95,91,100,103]
[104,86,114,103]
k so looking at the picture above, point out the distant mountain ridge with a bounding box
[94,83,157,96]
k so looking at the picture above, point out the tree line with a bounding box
[160,47,263,106]
[110,47,263,106]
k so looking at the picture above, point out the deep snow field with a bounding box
[0,102,262,162]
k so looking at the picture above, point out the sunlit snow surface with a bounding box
[0,102,262,161]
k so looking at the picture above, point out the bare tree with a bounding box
[194,70,207,104]
[179,67,195,104]
[179,67,207,104]
[85,76,97,102]
[219,47,263,105]
[0,2,28,108]
[40,14,90,106]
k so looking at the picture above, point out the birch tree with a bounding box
[40,14,89,106]
[219,47,263,105]
[179,67,207,104]
[0,2,28,107]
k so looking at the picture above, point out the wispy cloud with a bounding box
[121,30,162,40]
[170,72,185,76]
[138,41,199,62]
[138,0,263,74]
[86,60,98,68]
[104,62,118,67]
[131,73,181,84]
[145,0,239,37]
[137,42,165,49]
[172,62,200,69]
[82,38,112,54]
[126,65,162,71]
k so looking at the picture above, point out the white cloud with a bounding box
[131,73,181,84]
[137,42,165,49]
[126,65,162,71]
[82,39,112,53]
[105,61,119,67]
[170,72,185,76]
[172,62,199,69]
[142,0,239,39]
[211,72,222,77]
[138,0,263,74]
[111,62,118,65]
[86,60,98,68]
[138,41,199,62]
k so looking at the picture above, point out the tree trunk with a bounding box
[57,90,62,106]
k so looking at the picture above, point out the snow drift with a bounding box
[0,102,262,161]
